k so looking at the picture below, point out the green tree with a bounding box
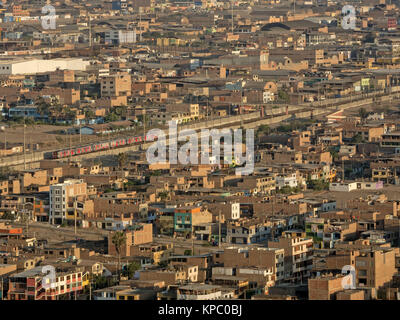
[158,260,169,268]
[256,125,270,139]
[307,179,329,191]
[111,231,126,282]
[36,99,50,116]
[117,152,128,169]
[123,262,141,279]
[277,186,300,194]
[92,275,116,290]
[158,191,169,201]
[352,133,364,144]
[0,212,15,221]
[105,112,119,122]
[278,90,289,102]
[328,146,339,160]
[358,108,368,122]
[84,109,96,119]
[151,170,162,176]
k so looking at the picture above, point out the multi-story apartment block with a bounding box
[275,173,299,190]
[226,220,271,245]
[173,206,212,237]
[217,247,285,283]
[49,179,87,224]
[7,266,88,300]
[237,175,276,195]
[268,233,314,282]
[355,248,399,289]
[105,30,137,45]
[177,284,234,300]
[100,73,131,98]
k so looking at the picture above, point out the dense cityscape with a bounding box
[0,0,400,304]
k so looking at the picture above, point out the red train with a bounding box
[51,134,157,159]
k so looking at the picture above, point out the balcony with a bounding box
[36,287,45,300]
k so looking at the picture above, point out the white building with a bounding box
[367,112,384,121]
[329,181,383,192]
[231,203,240,220]
[49,179,87,224]
[329,182,358,192]
[320,200,337,212]
[177,284,227,300]
[339,145,356,156]
[103,218,130,231]
[275,173,298,190]
[0,58,90,75]
[263,91,274,103]
[105,30,136,45]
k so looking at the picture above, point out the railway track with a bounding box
[2,88,399,169]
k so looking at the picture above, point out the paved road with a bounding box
[12,221,108,243]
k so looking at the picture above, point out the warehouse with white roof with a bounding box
[0,58,90,75]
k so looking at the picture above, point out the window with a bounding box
[358,269,367,277]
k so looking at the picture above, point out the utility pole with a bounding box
[272,196,274,217]
[26,207,29,237]
[89,276,92,300]
[207,98,210,121]
[23,116,26,170]
[231,0,234,34]
[69,133,72,163]
[218,210,221,248]
[143,110,146,146]
[342,159,345,181]
[30,135,33,170]
[88,14,92,48]
[139,7,143,42]
[74,203,77,236]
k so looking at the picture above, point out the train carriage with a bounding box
[51,133,157,159]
